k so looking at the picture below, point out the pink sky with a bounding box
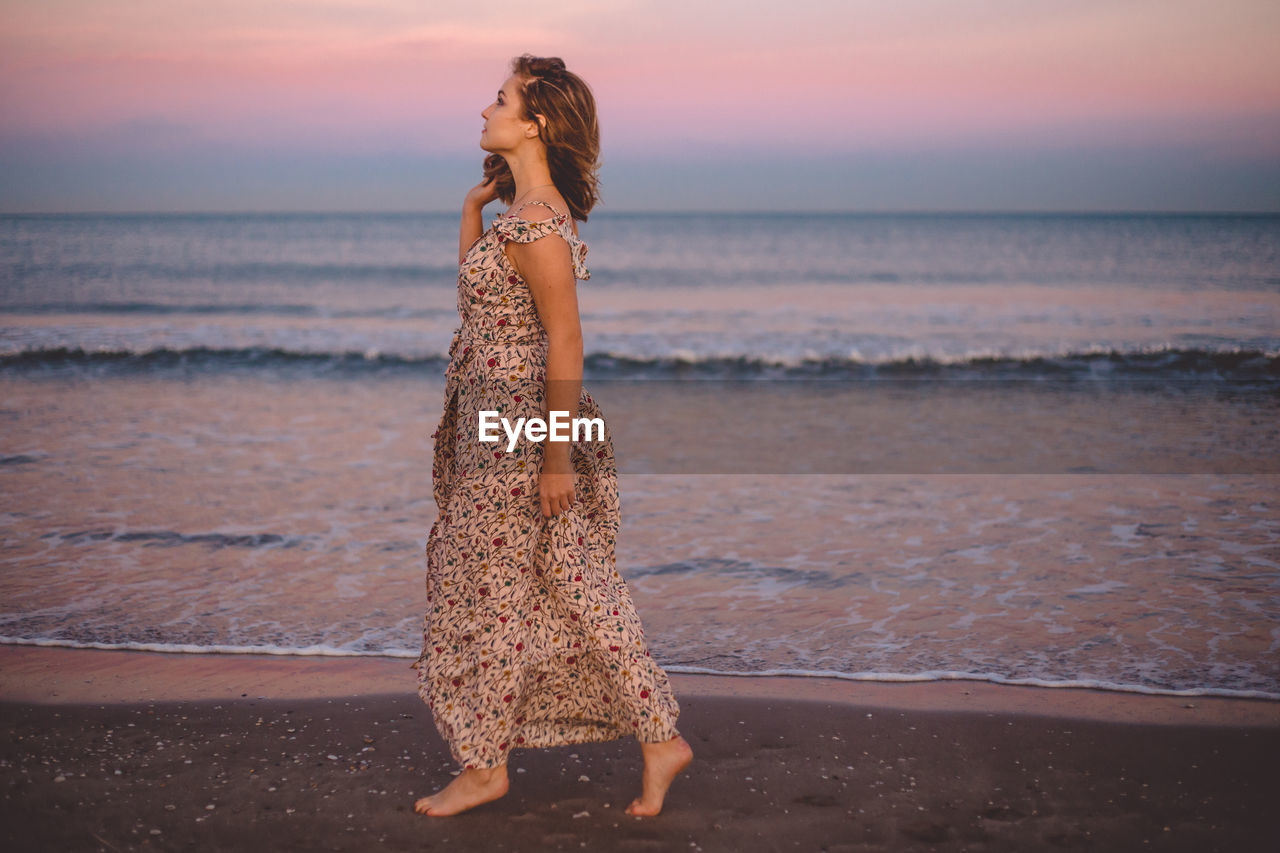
[1,1,1277,210]
[3,0,1277,152]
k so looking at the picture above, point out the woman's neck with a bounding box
[503,150,554,207]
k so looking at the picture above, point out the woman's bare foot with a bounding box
[413,764,509,816]
[626,734,693,816]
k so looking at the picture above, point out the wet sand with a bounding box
[2,646,1278,851]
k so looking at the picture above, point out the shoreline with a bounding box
[2,644,1277,727]
[3,646,1277,851]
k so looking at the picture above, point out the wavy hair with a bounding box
[482,54,601,222]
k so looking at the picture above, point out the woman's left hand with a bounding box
[539,453,576,518]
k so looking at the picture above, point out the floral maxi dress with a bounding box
[411,200,681,770]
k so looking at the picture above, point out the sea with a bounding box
[2,211,1278,700]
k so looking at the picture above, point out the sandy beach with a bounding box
[3,646,1278,852]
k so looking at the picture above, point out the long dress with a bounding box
[411,199,681,770]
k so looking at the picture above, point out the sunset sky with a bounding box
[1,0,1277,212]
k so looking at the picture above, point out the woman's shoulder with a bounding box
[502,198,579,238]
[494,197,590,281]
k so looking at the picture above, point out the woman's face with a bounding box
[480,75,532,152]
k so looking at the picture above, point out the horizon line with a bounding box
[3,208,1279,217]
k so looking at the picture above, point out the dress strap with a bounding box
[512,199,566,221]
[493,200,590,280]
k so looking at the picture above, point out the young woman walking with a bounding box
[410,54,693,818]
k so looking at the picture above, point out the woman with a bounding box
[410,54,693,818]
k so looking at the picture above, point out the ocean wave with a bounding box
[0,345,449,374]
[4,259,458,287]
[2,302,457,319]
[2,637,1276,700]
[44,528,312,549]
[2,344,1278,381]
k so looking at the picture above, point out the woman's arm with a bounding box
[460,177,499,265]
[506,222,583,518]
[459,204,484,266]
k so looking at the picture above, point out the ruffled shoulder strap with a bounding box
[493,201,591,281]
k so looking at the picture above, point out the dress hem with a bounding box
[447,720,684,770]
